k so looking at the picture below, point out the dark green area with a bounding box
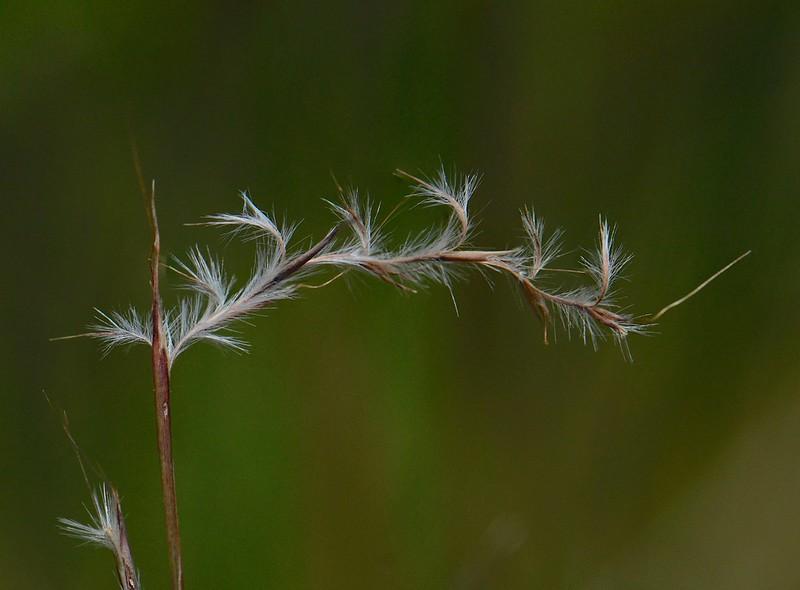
[3,2,799,588]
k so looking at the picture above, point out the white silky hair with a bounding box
[59,484,120,549]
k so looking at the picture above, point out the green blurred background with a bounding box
[3,1,800,588]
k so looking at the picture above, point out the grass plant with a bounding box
[56,163,747,589]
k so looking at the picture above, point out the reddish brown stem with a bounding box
[148,183,184,590]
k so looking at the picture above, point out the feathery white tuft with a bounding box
[59,486,117,549]
[91,307,152,354]
[59,484,142,590]
[326,189,382,255]
[166,242,301,364]
[520,207,563,280]
[202,191,295,255]
[173,247,233,306]
[581,218,632,303]
[404,167,478,248]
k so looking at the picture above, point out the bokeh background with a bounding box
[3,2,800,588]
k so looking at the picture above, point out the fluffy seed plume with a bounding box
[200,191,294,255]
[520,207,563,280]
[59,484,142,590]
[89,308,152,355]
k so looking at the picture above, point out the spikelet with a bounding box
[59,484,142,590]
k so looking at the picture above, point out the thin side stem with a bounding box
[650,250,751,321]
[148,183,184,590]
